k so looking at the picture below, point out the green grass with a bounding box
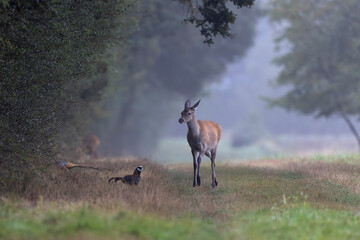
[2,203,360,240]
[228,206,360,240]
[0,204,219,240]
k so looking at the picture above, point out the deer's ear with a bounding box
[185,100,191,109]
[191,99,201,110]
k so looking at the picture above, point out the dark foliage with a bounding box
[0,0,130,193]
[181,0,255,44]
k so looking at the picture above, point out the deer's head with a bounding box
[178,99,200,124]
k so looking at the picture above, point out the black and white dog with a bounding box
[108,166,143,185]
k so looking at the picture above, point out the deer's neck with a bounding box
[187,117,200,137]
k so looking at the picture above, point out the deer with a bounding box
[178,99,222,188]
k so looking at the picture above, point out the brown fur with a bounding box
[198,120,222,147]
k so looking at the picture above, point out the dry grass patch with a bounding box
[4,157,360,220]
[13,158,190,216]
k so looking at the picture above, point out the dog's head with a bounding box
[134,166,143,175]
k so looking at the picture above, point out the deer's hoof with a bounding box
[197,176,201,186]
[212,179,218,188]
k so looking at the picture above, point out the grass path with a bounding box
[2,157,360,239]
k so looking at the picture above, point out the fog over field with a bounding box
[159,16,359,162]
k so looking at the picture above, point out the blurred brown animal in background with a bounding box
[83,135,100,159]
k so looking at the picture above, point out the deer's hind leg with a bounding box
[210,148,218,188]
[205,151,215,167]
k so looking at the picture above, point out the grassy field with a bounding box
[152,136,359,163]
[2,156,360,239]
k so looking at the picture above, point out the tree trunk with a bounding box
[339,110,360,151]
[108,83,139,156]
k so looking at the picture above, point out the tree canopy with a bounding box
[267,0,360,148]
[180,0,255,44]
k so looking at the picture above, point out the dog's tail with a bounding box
[108,177,122,183]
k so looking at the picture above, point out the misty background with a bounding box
[95,1,359,162]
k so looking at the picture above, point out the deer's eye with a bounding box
[187,112,191,115]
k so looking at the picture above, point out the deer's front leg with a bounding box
[211,148,218,188]
[192,149,199,187]
[197,151,204,186]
